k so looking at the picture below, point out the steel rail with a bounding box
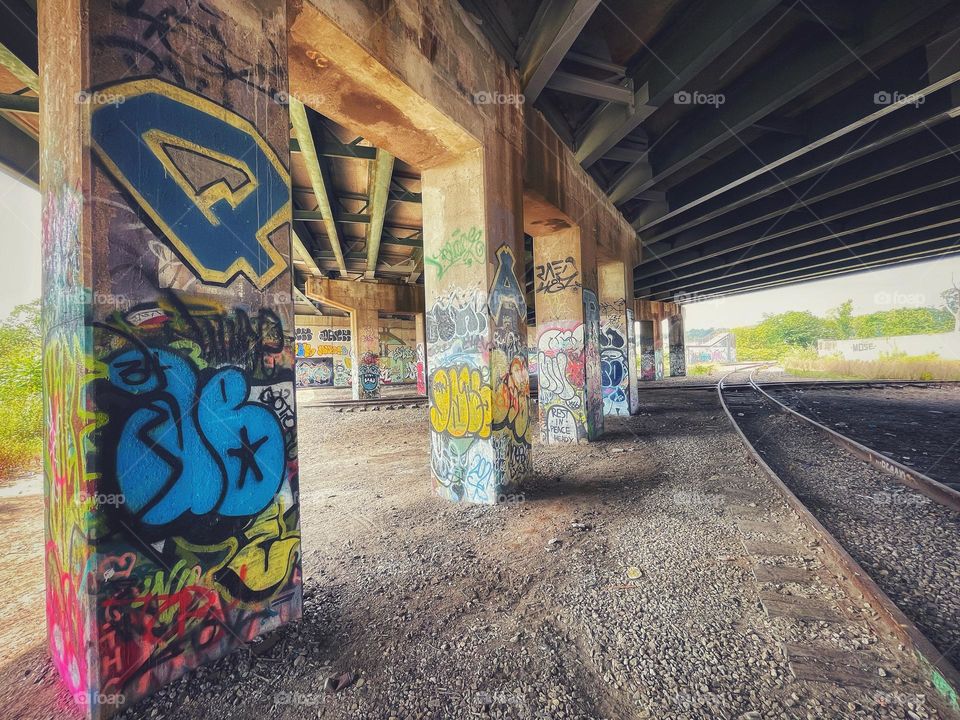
[717,371,960,710]
[750,373,960,511]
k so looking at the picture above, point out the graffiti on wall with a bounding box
[626,309,639,413]
[638,320,656,381]
[357,352,381,399]
[535,256,581,294]
[42,12,302,711]
[600,299,629,415]
[427,239,530,503]
[425,226,484,280]
[489,246,531,480]
[90,80,290,289]
[416,343,426,396]
[669,316,686,377]
[538,324,587,443]
[582,289,604,437]
[296,357,334,387]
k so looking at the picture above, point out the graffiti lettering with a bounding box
[430,366,492,439]
[91,80,290,288]
[536,256,580,294]
[425,227,484,279]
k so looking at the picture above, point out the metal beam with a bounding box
[517,0,600,102]
[637,169,960,283]
[0,92,37,113]
[641,122,960,262]
[0,1,39,93]
[0,114,37,187]
[639,212,960,295]
[637,50,960,236]
[641,237,960,302]
[291,228,323,278]
[546,70,634,105]
[289,138,377,160]
[364,148,395,280]
[611,0,956,204]
[575,0,782,168]
[289,99,348,276]
[653,247,960,303]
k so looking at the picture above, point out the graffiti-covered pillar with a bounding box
[40,0,301,716]
[415,313,427,396]
[351,308,381,399]
[669,311,687,377]
[598,261,639,415]
[638,319,656,381]
[533,228,603,443]
[422,145,532,504]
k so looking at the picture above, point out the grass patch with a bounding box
[688,363,716,376]
[783,349,960,381]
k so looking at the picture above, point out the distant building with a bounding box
[687,332,737,365]
[818,332,960,360]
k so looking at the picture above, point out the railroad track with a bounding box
[299,395,428,410]
[719,367,960,710]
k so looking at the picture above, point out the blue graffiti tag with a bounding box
[106,347,285,527]
[91,79,290,289]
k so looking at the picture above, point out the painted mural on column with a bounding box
[669,315,687,377]
[293,323,421,389]
[582,289,604,437]
[638,319,656,381]
[600,298,629,415]
[535,249,603,444]
[426,228,530,503]
[625,309,640,413]
[43,2,301,716]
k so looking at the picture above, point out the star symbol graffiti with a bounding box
[227,426,270,489]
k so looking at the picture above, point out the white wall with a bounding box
[818,332,960,360]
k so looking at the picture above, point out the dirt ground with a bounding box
[0,390,956,719]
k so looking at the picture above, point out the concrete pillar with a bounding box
[415,313,427,396]
[598,261,639,415]
[40,0,301,715]
[656,319,667,379]
[533,228,603,443]
[638,319,656,380]
[669,312,687,377]
[422,146,531,503]
[351,308,381,399]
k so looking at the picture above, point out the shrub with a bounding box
[0,301,42,478]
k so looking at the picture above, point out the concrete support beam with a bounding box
[598,261,639,415]
[40,0,301,716]
[351,308,382,399]
[637,318,656,381]
[669,312,686,377]
[532,227,603,443]
[415,313,427,396]
[636,300,682,379]
[365,148,396,280]
[422,144,532,502]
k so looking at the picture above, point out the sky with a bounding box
[1,168,959,328]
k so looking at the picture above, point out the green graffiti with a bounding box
[425,227,484,279]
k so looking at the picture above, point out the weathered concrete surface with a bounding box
[599,261,640,415]
[40,0,302,716]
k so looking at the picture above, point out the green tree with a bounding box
[943,277,960,333]
[0,300,43,476]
